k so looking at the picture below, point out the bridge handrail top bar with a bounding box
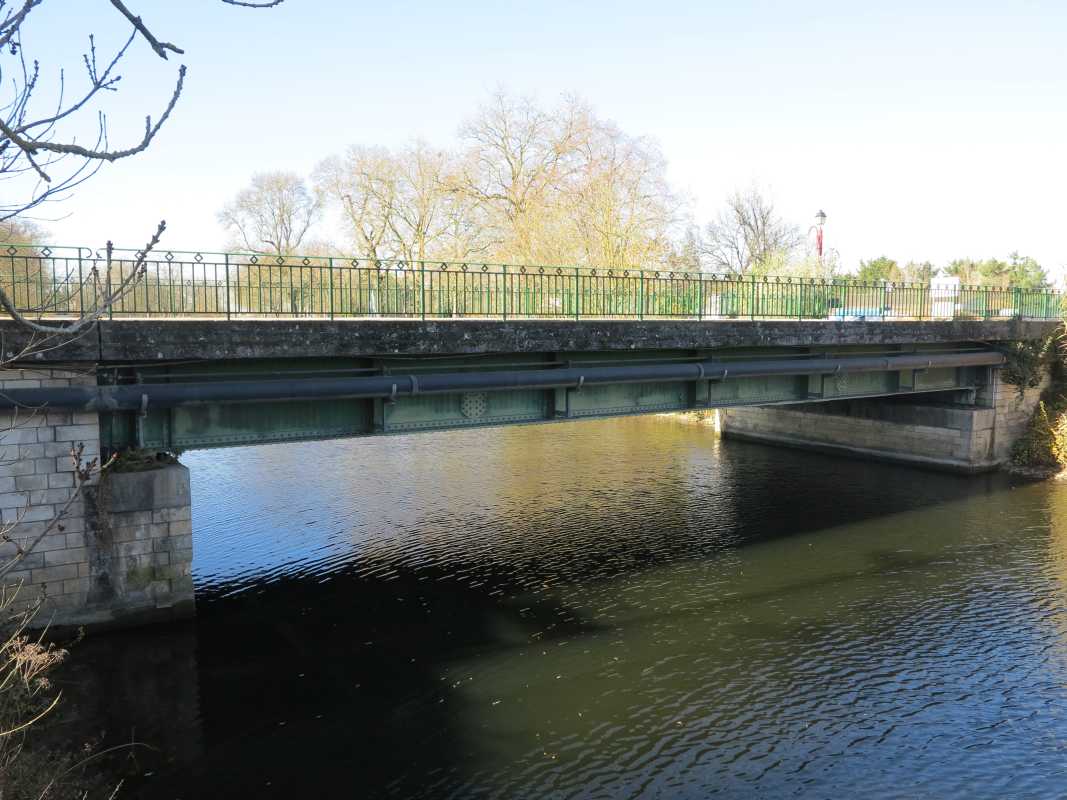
[2,241,1062,294]
[1,242,95,256]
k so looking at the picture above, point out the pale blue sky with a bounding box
[24,1,1067,279]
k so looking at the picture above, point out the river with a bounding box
[56,415,1067,798]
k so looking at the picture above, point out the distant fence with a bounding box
[2,243,1063,321]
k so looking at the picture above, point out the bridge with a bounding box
[0,243,1061,629]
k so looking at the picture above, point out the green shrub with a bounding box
[1012,401,1061,470]
[1006,328,1067,473]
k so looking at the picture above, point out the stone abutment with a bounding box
[720,368,1048,473]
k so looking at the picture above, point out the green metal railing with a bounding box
[2,243,1063,321]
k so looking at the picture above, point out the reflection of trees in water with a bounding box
[347,417,735,592]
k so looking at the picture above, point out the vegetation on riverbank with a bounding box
[0,591,132,799]
[0,591,72,798]
[1010,329,1067,477]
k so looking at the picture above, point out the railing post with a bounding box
[76,249,86,316]
[107,249,113,320]
[420,260,426,321]
[224,254,232,320]
[574,266,580,320]
[328,257,336,320]
[750,274,756,320]
[8,248,16,311]
[638,271,644,320]
[37,247,44,311]
[502,265,508,321]
[697,272,704,321]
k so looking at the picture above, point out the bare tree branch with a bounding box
[107,0,184,59]
[0,220,166,335]
[0,65,185,170]
[1,0,283,220]
[0,0,42,51]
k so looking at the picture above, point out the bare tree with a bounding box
[701,187,801,276]
[434,156,492,261]
[314,147,398,262]
[309,93,686,270]
[452,91,685,269]
[0,219,41,244]
[457,91,593,263]
[386,142,454,263]
[218,171,320,256]
[569,122,681,269]
[314,142,491,264]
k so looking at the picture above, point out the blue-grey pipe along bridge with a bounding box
[0,318,1055,453]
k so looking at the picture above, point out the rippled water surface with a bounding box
[60,416,1067,798]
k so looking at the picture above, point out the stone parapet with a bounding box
[0,318,1058,363]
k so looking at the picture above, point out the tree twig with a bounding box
[107,0,184,59]
[0,220,165,336]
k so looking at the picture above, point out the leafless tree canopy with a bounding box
[218,171,319,256]
[303,92,683,269]
[0,0,283,222]
[312,142,488,264]
[0,218,41,244]
[700,188,802,276]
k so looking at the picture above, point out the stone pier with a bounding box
[720,369,1049,473]
[0,368,193,629]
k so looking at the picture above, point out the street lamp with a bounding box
[814,210,826,259]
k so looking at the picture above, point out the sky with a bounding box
[18,0,1067,281]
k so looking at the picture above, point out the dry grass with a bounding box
[0,585,121,800]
